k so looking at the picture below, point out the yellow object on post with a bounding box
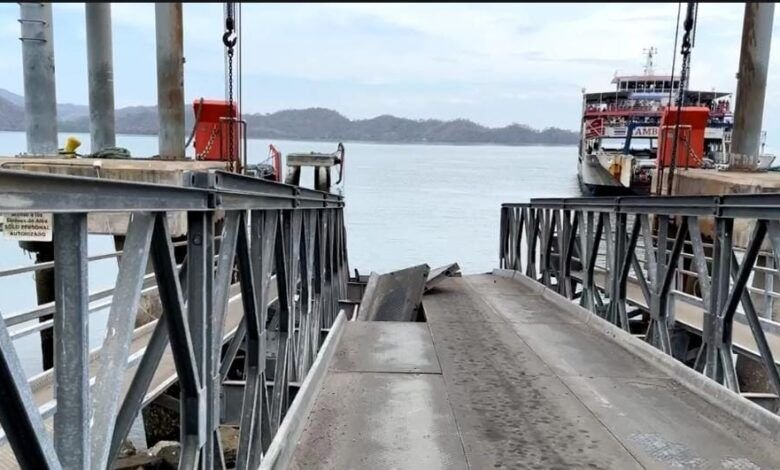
[61,136,82,158]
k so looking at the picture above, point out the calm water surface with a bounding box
[0,131,579,374]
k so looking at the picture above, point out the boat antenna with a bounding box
[656,2,682,195]
[665,1,697,195]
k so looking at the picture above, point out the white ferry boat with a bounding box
[578,50,733,195]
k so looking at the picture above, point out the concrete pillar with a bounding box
[155,3,185,160]
[85,3,116,153]
[730,3,774,170]
[19,2,58,155]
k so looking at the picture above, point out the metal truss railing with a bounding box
[500,194,780,413]
[0,169,349,469]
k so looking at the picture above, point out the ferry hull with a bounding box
[577,153,651,196]
[578,154,630,196]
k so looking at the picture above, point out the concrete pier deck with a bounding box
[288,274,780,469]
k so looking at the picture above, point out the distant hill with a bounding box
[0,88,578,146]
[59,105,162,135]
[0,96,24,131]
[0,88,88,120]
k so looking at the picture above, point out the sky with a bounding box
[0,3,778,136]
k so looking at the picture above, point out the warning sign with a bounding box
[2,213,53,242]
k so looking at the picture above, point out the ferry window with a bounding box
[629,139,656,150]
[600,138,625,150]
[655,81,663,89]
[664,81,671,89]
[621,82,627,90]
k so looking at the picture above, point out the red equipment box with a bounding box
[656,106,709,169]
[193,99,240,162]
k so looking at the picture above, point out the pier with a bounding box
[3,2,780,469]
[1,170,780,468]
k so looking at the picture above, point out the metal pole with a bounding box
[730,2,774,170]
[85,3,116,153]
[53,213,90,469]
[19,2,58,155]
[18,2,58,371]
[155,3,185,160]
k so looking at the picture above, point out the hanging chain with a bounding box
[227,48,235,172]
[675,2,695,107]
[196,124,219,159]
[666,1,697,195]
[223,4,238,172]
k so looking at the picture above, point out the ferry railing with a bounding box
[500,194,780,412]
[0,169,349,469]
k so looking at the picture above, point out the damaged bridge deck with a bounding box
[285,273,780,469]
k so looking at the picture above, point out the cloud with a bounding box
[0,2,778,136]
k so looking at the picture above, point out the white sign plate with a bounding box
[705,127,724,139]
[2,213,53,242]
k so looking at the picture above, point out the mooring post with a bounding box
[18,2,59,371]
[85,2,116,153]
[155,2,185,160]
[730,2,774,170]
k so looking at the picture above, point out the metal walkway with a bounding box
[0,169,349,469]
[289,274,780,469]
[0,285,245,468]
[500,197,780,410]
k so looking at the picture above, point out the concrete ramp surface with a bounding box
[289,274,780,469]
